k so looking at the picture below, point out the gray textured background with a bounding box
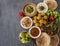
[0,0,60,46]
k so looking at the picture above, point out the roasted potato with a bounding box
[33,19,37,23]
[37,16,41,20]
[33,16,37,19]
[39,24,43,27]
[39,19,44,24]
[43,20,47,24]
[35,23,40,27]
[44,16,48,19]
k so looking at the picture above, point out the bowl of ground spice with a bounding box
[29,26,41,39]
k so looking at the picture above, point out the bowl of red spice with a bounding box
[29,26,41,39]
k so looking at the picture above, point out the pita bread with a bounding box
[50,35,59,46]
[36,32,50,46]
[44,0,58,10]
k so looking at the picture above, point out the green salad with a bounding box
[46,10,60,23]
[19,32,31,43]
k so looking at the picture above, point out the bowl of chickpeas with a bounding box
[20,16,33,29]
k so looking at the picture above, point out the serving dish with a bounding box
[37,2,48,13]
[20,16,33,29]
[23,2,37,17]
[29,26,41,39]
[19,31,31,43]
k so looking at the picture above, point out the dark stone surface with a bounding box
[0,0,60,46]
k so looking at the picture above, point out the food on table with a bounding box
[50,35,59,46]
[33,12,59,36]
[35,23,40,27]
[48,16,54,21]
[46,23,58,36]
[33,19,37,24]
[29,26,41,39]
[23,2,37,17]
[39,19,44,24]
[43,15,48,19]
[33,16,37,19]
[46,10,60,23]
[30,28,39,37]
[37,2,48,13]
[44,0,58,10]
[36,32,50,46]
[20,17,33,29]
[19,31,31,43]
[45,10,60,36]
[19,1,60,45]
[18,12,25,18]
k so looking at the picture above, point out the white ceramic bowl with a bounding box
[29,26,41,39]
[37,2,48,13]
[20,16,33,29]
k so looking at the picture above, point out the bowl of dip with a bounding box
[20,16,33,29]
[29,26,41,39]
